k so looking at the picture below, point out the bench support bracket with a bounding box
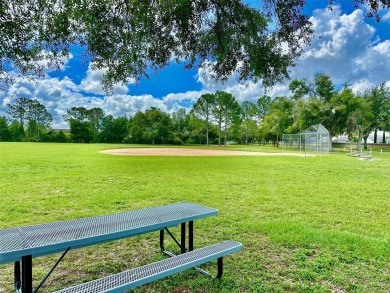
[159,222,223,279]
[193,257,223,279]
[33,247,71,293]
[14,248,71,293]
[160,220,194,256]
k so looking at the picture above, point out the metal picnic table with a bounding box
[0,202,223,292]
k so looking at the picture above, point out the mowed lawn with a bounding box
[0,143,389,292]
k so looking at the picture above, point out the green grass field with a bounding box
[0,143,389,292]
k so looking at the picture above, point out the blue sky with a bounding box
[1,1,390,128]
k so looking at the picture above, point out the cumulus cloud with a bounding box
[79,64,134,95]
[163,90,204,109]
[195,5,390,100]
[354,40,390,82]
[196,62,268,103]
[382,11,390,22]
[0,77,82,128]
[100,94,166,117]
[291,5,390,91]
[0,76,194,128]
[35,51,74,73]
[349,79,375,94]
[197,71,289,104]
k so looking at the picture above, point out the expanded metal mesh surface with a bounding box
[54,241,240,293]
[0,228,31,254]
[0,203,216,258]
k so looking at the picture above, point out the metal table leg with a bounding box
[189,221,194,251]
[216,257,223,279]
[159,229,164,251]
[22,255,32,293]
[180,223,186,253]
[14,261,21,292]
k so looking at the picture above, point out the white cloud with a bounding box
[0,76,188,128]
[1,76,86,128]
[15,85,34,98]
[195,6,390,100]
[163,91,203,108]
[100,94,166,118]
[298,7,374,75]
[79,64,135,95]
[196,61,249,92]
[352,40,390,83]
[35,51,73,73]
[382,11,390,22]
[349,79,375,94]
[288,5,390,92]
[196,62,267,103]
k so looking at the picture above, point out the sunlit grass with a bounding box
[0,142,389,292]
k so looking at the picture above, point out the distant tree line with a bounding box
[1,73,389,149]
[0,97,58,142]
[259,74,390,150]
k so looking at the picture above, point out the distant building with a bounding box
[53,129,70,133]
[333,130,389,144]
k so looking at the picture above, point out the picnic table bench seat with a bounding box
[360,154,373,160]
[53,240,242,293]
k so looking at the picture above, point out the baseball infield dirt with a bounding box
[100,148,311,157]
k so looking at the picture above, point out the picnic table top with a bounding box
[0,202,218,264]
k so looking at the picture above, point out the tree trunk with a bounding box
[224,124,227,147]
[206,126,209,146]
[374,128,377,143]
[329,133,333,152]
[218,121,221,146]
[224,112,228,147]
[356,131,363,151]
[383,131,386,143]
[363,135,369,149]
[206,113,209,146]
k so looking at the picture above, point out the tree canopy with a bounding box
[2,0,389,92]
[6,97,52,140]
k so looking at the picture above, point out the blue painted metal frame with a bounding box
[53,241,242,293]
[108,242,242,292]
[0,202,218,264]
